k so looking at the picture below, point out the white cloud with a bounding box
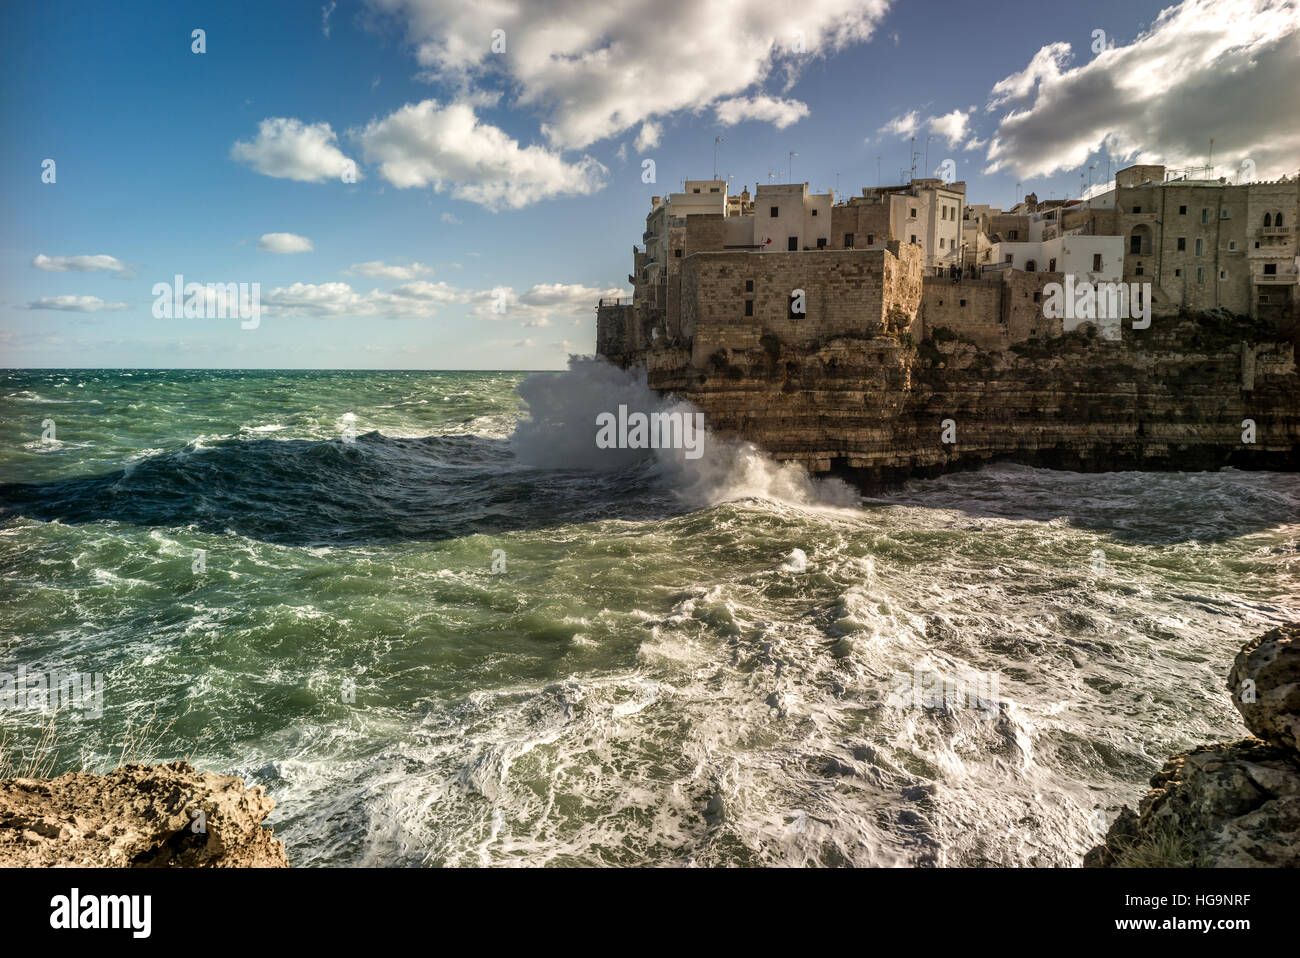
[346,260,434,279]
[231,117,360,183]
[440,212,462,225]
[26,295,128,312]
[927,109,971,148]
[322,1,336,37]
[982,0,1300,180]
[358,99,606,210]
[473,282,629,322]
[263,279,471,318]
[259,232,315,254]
[31,253,128,274]
[878,110,920,139]
[634,121,661,152]
[366,0,889,148]
[714,95,809,129]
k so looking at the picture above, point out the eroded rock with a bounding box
[0,761,288,867]
[1228,622,1300,756]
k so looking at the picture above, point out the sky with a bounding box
[2,0,1297,369]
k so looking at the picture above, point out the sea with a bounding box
[1,360,1296,866]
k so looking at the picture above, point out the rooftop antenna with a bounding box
[1208,137,1215,177]
[909,135,918,181]
[876,155,882,186]
[789,151,798,183]
[925,135,934,180]
[713,136,724,180]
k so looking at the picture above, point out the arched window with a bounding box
[1264,212,1272,227]
[1277,212,1285,227]
[1025,259,1037,272]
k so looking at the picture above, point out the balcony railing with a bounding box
[1255,272,1298,285]
[597,297,631,306]
[1261,226,1291,235]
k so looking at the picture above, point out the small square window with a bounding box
[959,299,967,307]
[811,209,818,216]
[1229,241,1237,251]
[1179,205,1187,215]
[866,234,874,245]
[674,249,682,258]
[770,206,779,217]
[1136,265,1144,276]
[844,233,854,247]
[693,188,700,193]
[1132,206,1141,213]
[1221,208,1230,218]
[1174,268,1182,277]
[1219,270,1227,280]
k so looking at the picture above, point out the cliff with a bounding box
[613,309,1298,487]
[1086,623,1300,867]
[0,762,288,867]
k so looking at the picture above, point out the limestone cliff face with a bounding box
[624,311,1298,486]
[0,762,288,867]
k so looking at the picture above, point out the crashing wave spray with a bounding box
[510,356,859,508]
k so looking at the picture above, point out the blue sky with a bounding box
[2,0,1296,369]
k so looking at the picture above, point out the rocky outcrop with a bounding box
[1086,623,1300,867]
[0,761,288,867]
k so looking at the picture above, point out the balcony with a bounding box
[1261,226,1291,236]
[1255,273,1297,285]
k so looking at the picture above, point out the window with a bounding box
[816,237,827,249]
[1174,268,1182,276]
[1201,208,1208,223]
[1179,205,1187,215]
[1229,241,1237,251]
[910,207,917,217]
[788,292,804,318]
[866,234,874,245]
[1034,291,1041,303]
[1221,208,1230,218]
[1264,213,1273,227]
[811,209,818,216]
[1008,230,1018,240]
[1220,270,1227,280]
[788,236,798,251]
[1278,214,1285,227]
[1136,265,1144,276]
[1196,267,1205,283]
[1132,205,1141,213]
[1264,263,1278,275]
[1025,259,1037,272]
[1092,253,1102,271]
[1130,234,1142,254]
[1048,258,1057,271]
[745,279,754,292]
[770,206,779,217]
[911,234,917,244]
[1177,237,1186,251]
[693,188,700,193]
[844,233,854,247]
[939,238,945,249]
[744,300,753,316]
[1005,254,1013,263]
[959,299,967,307]
[674,249,682,258]
[709,187,719,193]
[1195,238,1203,255]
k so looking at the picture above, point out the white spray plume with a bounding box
[510,356,860,509]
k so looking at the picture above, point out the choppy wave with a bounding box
[0,362,1296,867]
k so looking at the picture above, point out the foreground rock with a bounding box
[1086,623,1300,867]
[0,761,288,867]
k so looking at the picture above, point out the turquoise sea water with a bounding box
[1,365,1297,866]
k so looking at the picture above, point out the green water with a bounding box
[1,366,1296,866]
